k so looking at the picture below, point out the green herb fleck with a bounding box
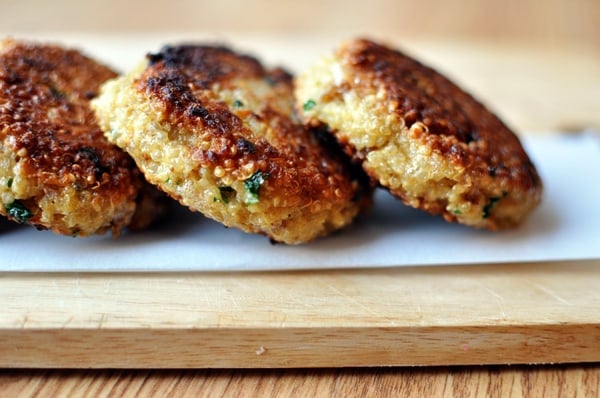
[243,171,266,204]
[218,186,235,204]
[482,198,499,219]
[453,209,462,215]
[6,201,33,224]
[482,192,508,219]
[264,75,277,86]
[165,176,171,184]
[233,99,244,108]
[303,99,317,111]
[109,129,120,140]
[49,85,65,99]
[7,177,13,188]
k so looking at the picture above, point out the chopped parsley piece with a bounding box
[218,186,235,204]
[482,192,508,219]
[109,129,120,139]
[6,201,32,224]
[482,198,500,219]
[264,75,277,86]
[233,99,244,108]
[245,195,260,205]
[303,99,317,111]
[453,209,462,215]
[243,171,266,204]
[49,85,65,99]
[6,177,13,188]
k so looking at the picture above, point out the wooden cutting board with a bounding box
[1,260,599,368]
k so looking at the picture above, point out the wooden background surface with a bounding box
[2,0,599,50]
[1,365,599,397]
[2,0,600,395]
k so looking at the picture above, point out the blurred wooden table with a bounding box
[1,366,599,396]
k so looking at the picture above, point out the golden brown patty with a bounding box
[93,44,371,244]
[0,39,163,236]
[296,38,542,230]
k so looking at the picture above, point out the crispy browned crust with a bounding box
[138,46,296,191]
[342,39,540,186]
[0,39,146,235]
[131,45,371,243]
[301,38,542,229]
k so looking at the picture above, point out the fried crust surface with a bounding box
[296,38,542,229]
[0,39,151,236]
[93,44,370,244]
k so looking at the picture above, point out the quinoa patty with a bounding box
[296,38,542,230]
[92,44,370,244]
[0,39,161,236]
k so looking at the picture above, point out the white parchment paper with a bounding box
[1,134,599,271]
